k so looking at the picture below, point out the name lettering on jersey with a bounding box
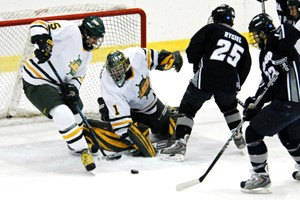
[68,55,82,75]
[224,32,241,43]
[135,75,151,99]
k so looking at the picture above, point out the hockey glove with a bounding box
[31,34,54,64]
[62,83,79,107]
[272,57,291,73]
[243,97,260,121]
[172,51,183,72]
[97,97,109,121]
[157,49,183,72]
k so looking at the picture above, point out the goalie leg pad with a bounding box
[127,123,156,157]
[169,114,177,137]
[83,120,132,152]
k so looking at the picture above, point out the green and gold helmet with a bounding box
[80,16,105,51]
[105,51,130,87]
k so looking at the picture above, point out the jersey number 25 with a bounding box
[210,39,244,67]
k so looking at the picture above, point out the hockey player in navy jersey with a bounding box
[263,0,300,56]
[21,16,105,171]
[160,4,251,161]
[240,13,300,193]
[256,0,300,24]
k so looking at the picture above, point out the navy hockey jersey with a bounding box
[186,23,251,94]
[258,23,300,103]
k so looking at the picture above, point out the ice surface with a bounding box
[0,48,299,200]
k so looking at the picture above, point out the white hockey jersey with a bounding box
[100,47,161,136]
[21,20,92,91]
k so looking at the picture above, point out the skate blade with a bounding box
[159,153,185,162]
[241,187,271,194]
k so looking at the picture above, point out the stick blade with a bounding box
[176,179,200,191]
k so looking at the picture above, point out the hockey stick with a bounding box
[237,98,245,108]
[261,0,266,13]
[176,120,244,191]
[100,139,170,160]
[253,72,279,108]
[47,60,109,158]
[176,72,279,191]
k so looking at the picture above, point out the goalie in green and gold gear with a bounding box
[82,47,182,157]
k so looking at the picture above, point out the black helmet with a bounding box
[249,13,275,35]
[80,16,105,51]
[287,0,300,8]
[248,13,275,49]
[105,51,130,87]
[211,4,235,26]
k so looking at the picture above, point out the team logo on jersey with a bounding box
[67,55,82,75]
[136,75,151,99]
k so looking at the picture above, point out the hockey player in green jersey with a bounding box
[21,16,105,171]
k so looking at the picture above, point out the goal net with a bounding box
[0,4,146,120]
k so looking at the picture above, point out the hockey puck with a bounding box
[292,171,299,180]
[131,169,139,174]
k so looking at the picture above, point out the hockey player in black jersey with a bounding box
[240,13,300,194]
[256,1,300,53]
[160,4,251,161]
[256,0,300,24]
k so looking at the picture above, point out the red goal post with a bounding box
[0,7,146,119]
[0,8,146,46]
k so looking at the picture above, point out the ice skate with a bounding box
[240,170,271,194]
[68,146,96,171]
[159,134,189,162]
[80,149,96,171]
[233,129,246,149]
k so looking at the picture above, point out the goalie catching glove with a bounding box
[157,49,183,72]
[31,34,54,64]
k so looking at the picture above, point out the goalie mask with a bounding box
[210,4,235,26]
[248,13,275,49]
[105,51,130,87]
[80,16,105,51]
